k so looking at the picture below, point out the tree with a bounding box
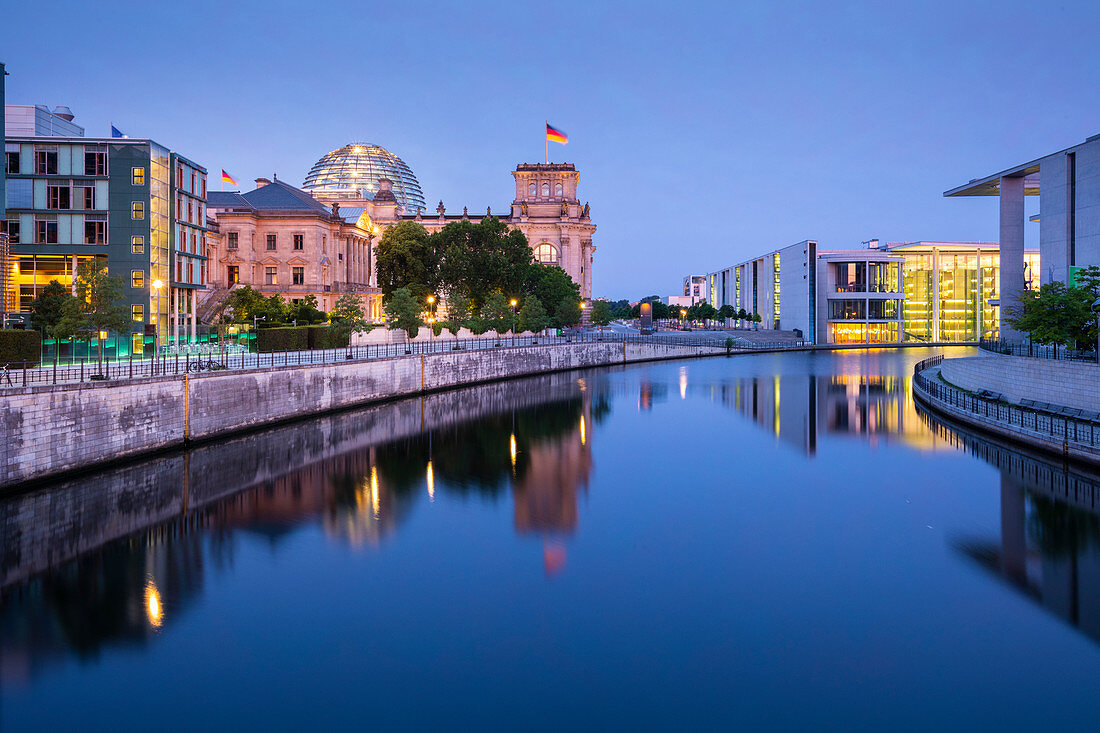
[607,299,631,319]
[55,260,130,369]
[554,297,582,329]
[718,304,736,323]
[384,287,424,340]
[375,221,439,301]
[482,292,511,335]
[523,263,582,326]
[590,300,612,327]
[752,312,762,329]
[518,295,550,333]
[288,294,326,325]
[29,280,76,338]
[329,293,371,348]
[437,218,532,311]
[1008,281,1092,350]
[223,285,268,324]
[736,307,748,326]
[443,292,471,337]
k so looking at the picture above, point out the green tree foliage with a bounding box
[482,292,512,334]
[523,263,581,324]
[1009,281,1094,348]
[554,297,582,328]
[374,221,439,301]
[717,304,736,321]
[223,285,269,324]
[384,287,424,340]
[287,294,326,324]
[590,300,612,326]
[443,292,471,336]
[518,295,550,333]
[606,299,632,319]
[689,301,718,324]
[55,260,130,367]
[328,292,371,346]
[736,307,748,323]
[437,218,531,311]
[29,280,76,337]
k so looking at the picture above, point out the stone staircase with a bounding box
[197,285,234,324]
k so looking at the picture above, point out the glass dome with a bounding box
[302,143,427,214]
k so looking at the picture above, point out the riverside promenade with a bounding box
[912,352,1100,466]
[1,334,733,489]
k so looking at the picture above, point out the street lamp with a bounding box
[1092,297,1100,364]
[680,308,687,329]
[510,298,518,335]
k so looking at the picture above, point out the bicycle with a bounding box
[188,356,227,372]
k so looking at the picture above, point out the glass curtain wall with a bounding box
[773,253,781,326]
[149,144,170,343]
[938,253,979,342]
[902,254,934,341]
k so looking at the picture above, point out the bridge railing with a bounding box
[979,337,1098,363]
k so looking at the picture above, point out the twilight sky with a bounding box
[4,0,1099,299]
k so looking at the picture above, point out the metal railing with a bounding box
[912,354,1100,451]
[0,331,810,389]
[980,337,1099,363]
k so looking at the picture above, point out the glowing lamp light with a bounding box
[370,466,380,518]
[426,461,435,501]
[510,299,517,307]
[510,433,517,466]
[145,581,164,628]
[580,416,586,446]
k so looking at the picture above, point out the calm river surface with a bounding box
[5,347,1100,730]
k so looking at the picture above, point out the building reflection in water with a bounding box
[711,372,951,455]
[0,374,602,683]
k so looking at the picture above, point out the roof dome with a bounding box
[302,143,427,214]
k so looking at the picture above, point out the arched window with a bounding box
[541,182,550,197]
[528,182,536,196]
[554,183,563,197]
[533,242,559,264]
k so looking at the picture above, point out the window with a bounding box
[190,231,197,253]
[131,235,145,254]
[555,183,563,197]
[176,261,183,282]
[828,299,865,320]
[131,333,144,355]
[528,183,536,196]
[227,232,239,250]
[867,299,899,319]
[132,167,145,185]
[84,150,106,176]
[5,151,18,174]
[132,304,144,322]
[201,177,206,198]
[131,270,145,288]
[293,234,304,250]
[265,266,277,285]
[0,219,19,244]
[35,219,58,244]
[266,234,277,251]
[541,182,550,196]
[132,201,145,219]
[34,149,58,175]
[6,179,31,209]
[48,184,71,209]
[191,171,196,192]
[177,166,184,188]
[834,262,866,292]
[292,266,304,285]
[534,242,559,264]
[187,200,193,222]
[187,261,194,283]
[79,184,96,209]
[84,220,106,244]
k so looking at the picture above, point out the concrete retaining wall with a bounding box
[940,353,1100,412]
[0,340,722,488]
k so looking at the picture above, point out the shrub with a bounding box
[306,325,350,350]
[257,326,308,352]
[0,330,42,367]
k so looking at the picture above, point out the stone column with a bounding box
[999,175,1026,340]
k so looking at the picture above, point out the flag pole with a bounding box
[545,121,548,164]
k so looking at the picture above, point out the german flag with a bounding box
[221,169,238,186]
[546,122,568,144]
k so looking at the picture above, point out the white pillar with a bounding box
[999,175,1026,340]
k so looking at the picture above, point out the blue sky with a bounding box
[4,0,1099,299]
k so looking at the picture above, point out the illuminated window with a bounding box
[132,304,144,322]
[265,267,277,285]
[132,236,144,254]
[131,333,144,355]
[131,201,145,220]
[131,270,144,288]
[132,167,145,185]
[533,242,559,264]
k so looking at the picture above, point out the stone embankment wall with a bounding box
[940,353,1100,412]
[0,341,721,487]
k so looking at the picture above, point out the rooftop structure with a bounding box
[4,104,84,137]
[302,143,427,215]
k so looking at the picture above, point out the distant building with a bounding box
[946,132,1100,338]
[4,104,83,137]
[683,274,707,304]
[705,240,1038,344]
[2,106,206,351]
[206,177,382,320]
[666,295,693,308]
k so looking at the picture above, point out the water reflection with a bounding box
[0,372,604,684]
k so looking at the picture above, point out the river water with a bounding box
[3,347,1100,730]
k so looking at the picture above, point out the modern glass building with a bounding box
[302,143,426,215]
[704,240,1039,345]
